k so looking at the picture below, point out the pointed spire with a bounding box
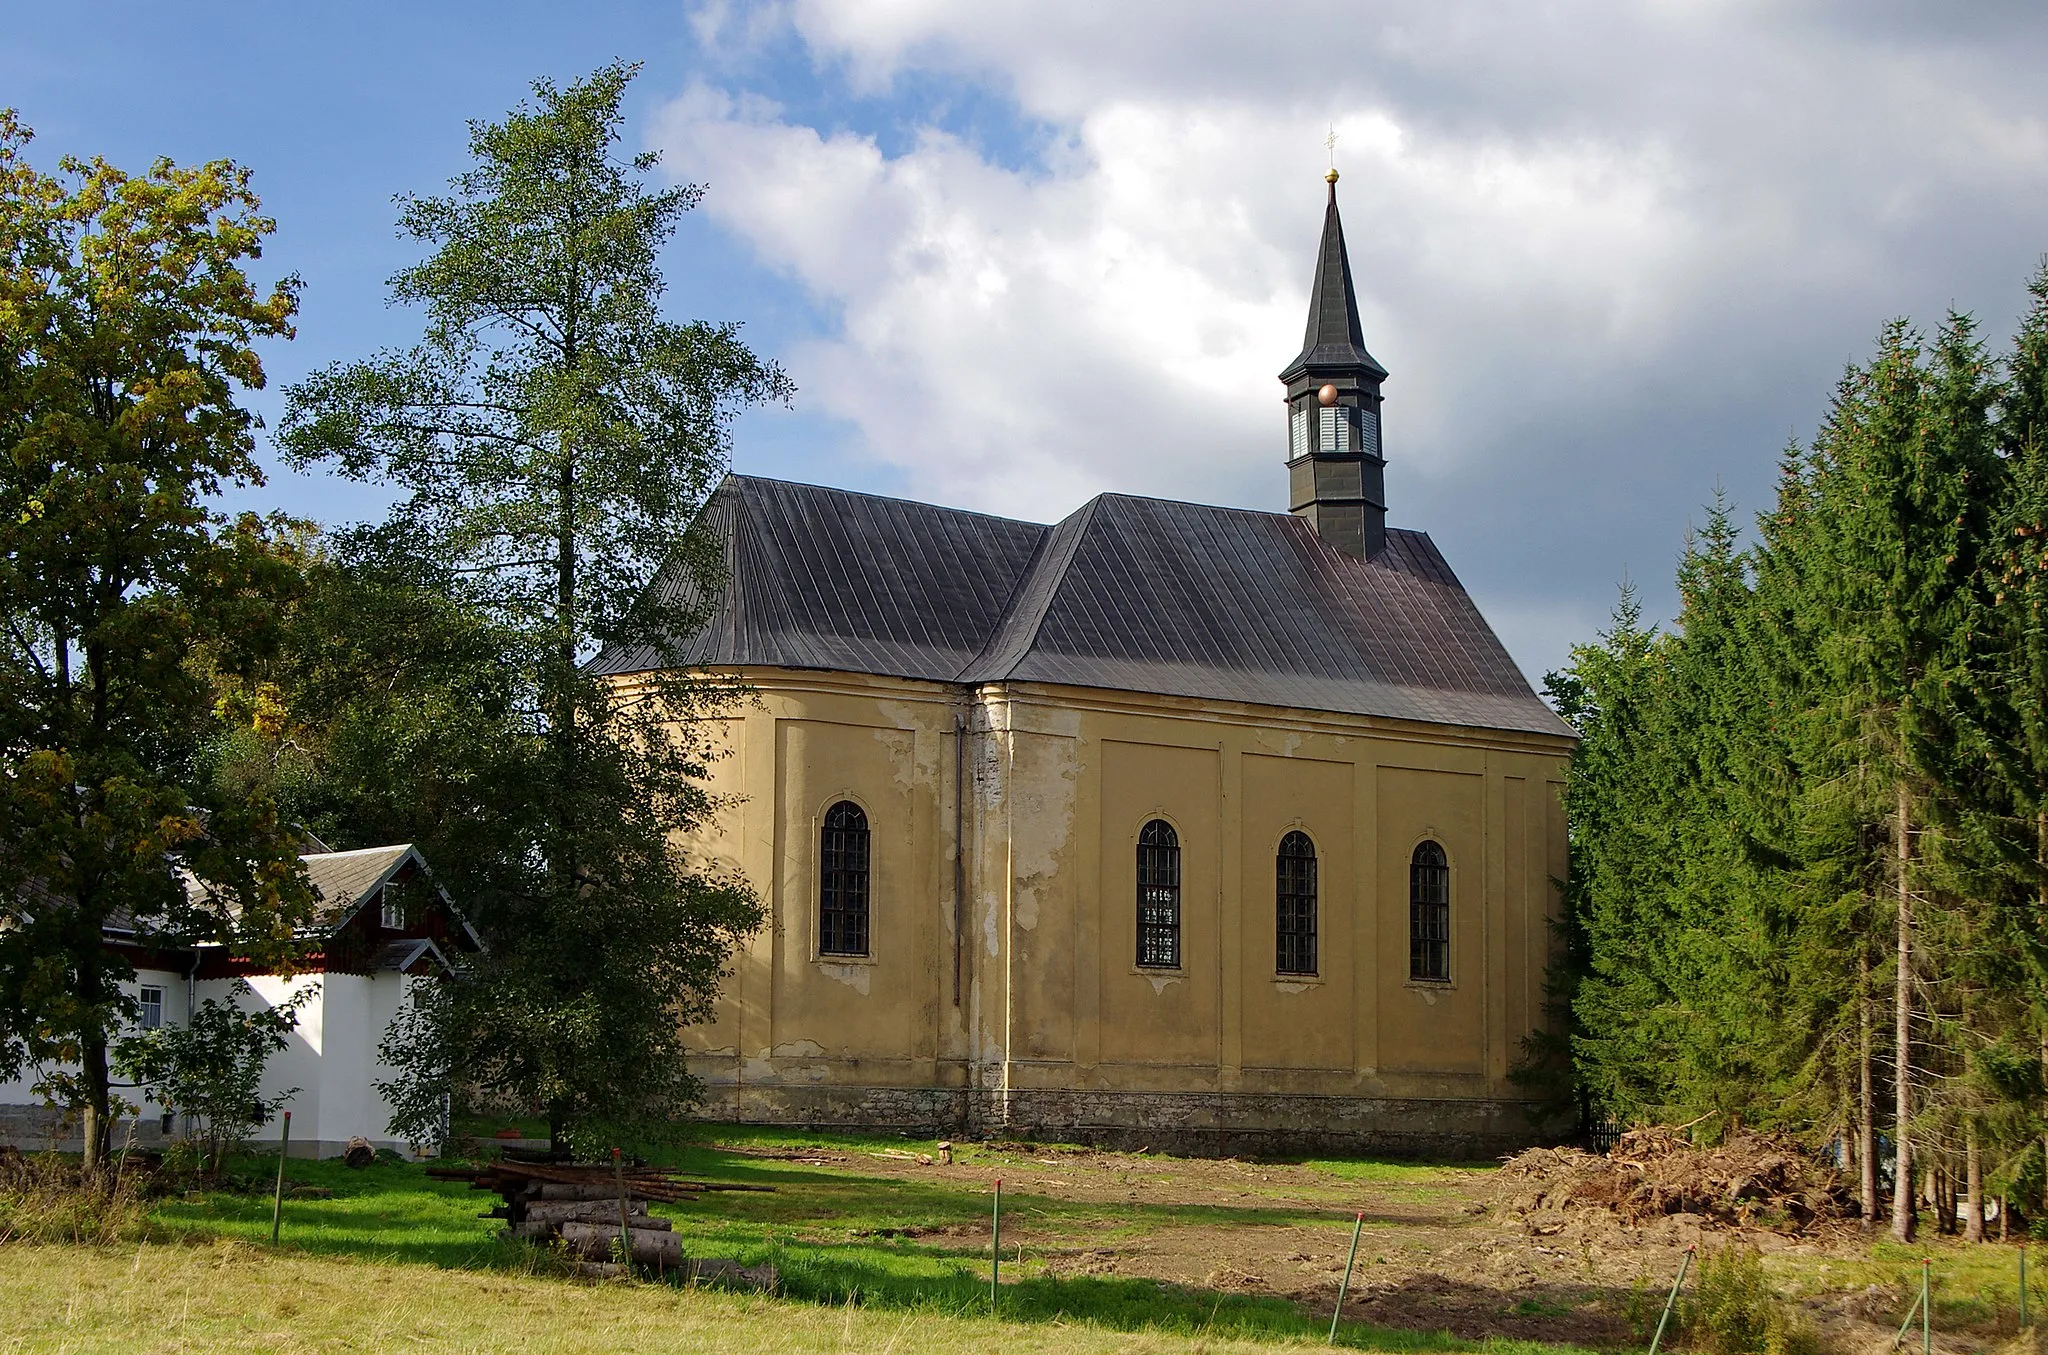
[1278,170,1388,559]
[1280,172,1387,382]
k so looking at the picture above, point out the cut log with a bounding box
[518,1200,666,1228]
[686,1258,779,1292]
[558,1221,684,1268]
[528,1183,657,1203]
[342,1137,376,1169]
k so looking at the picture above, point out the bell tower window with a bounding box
[1319,403,1344,453]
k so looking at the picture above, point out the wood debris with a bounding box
[427,1156,777,1287]
[1496,1127,1851,1234]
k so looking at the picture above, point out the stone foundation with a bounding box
[0,1103,403,1159]
[690,1080,1561,1160]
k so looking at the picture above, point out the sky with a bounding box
[6,1,2048,685]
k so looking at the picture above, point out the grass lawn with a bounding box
[0,1241,1549,1355]
[29,1126,1607,1354]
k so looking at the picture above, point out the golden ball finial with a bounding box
[1325,167,1340,184]
[1317,384,1339,407]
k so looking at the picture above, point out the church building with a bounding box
[594,173,1576,1157]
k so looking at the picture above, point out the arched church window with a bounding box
[1409,841,1450,982]
[1275,831,1318,976]
[1136,819,1181,969]
[820,800,871,956]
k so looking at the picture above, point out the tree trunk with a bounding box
[1893,781,1916,1244]
[1860,951,1877,1224]
[1965,1124,1985,1242]
[78,950,113,1177]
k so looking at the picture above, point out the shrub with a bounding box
[1682,1244,1828,1355]
[113,978,307,1174]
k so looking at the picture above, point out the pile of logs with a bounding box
[428,1155,778,1287]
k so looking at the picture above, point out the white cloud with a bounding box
[658,1,2048,678]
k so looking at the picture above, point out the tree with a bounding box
[113,979,307,1174]
[0,111,313,1172]
[279,64,788,1153]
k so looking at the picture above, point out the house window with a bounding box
[381,891,404,929]
[1410,841,1450,982]
[1275,831,1318,976]
[820,800,871,956]
[1136,819,1181,969]
[137,985,163,1030]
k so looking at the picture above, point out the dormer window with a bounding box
[381,891,404,929]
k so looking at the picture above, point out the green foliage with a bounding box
[0,109,313,1168]
[113,978,308,1173]
[1682,1246,1825,1355]
[275,65,786,1153]
[1560,264,2048,1228]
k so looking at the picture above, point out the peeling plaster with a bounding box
[1147,974,1182,995]
[817,963,872,995]
[1272,982,1311,995]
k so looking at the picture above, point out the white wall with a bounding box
[241,972,418,1155]
[1,968,425,1157]
[0,966,190,1110]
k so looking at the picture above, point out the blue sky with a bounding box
[8,2,2048,682]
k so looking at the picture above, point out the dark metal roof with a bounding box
[1280,177,1388,382]
[591,475,1571,739]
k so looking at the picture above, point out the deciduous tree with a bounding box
[0,112,312,1171]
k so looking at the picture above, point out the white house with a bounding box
[0,843,478,1158]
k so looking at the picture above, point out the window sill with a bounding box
[1404,978,1456,992]
[1130,965,1186,978]
[816,952,877,967]
[1272,974,1324,988]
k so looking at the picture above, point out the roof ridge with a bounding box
[302,844,413,861]
[959,497,1104,681]
[728,472,1047,530]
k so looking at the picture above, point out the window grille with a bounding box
[1357,403,1381,458]
[820,800,871,956]
[1136,819,1181,969]
[138,985,163,1030]
[1409,841,1450,982]
[1291,406,1310,458]
[1319,404,1344,454]
[1275,831,1318,976]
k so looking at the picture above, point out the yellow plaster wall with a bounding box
[666,668,1572,1126]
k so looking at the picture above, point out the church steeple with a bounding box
[1280,170,1387,558]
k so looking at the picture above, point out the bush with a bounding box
[0,1148,150,1245]
[1683,1244,1828,1355]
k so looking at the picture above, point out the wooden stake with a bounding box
[990,1179,1002,1308]
[270,1110,291,1245]
[1329,1212,1365,1344]
[613,1149,632,1274]
[1648,1245,1694,1355]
